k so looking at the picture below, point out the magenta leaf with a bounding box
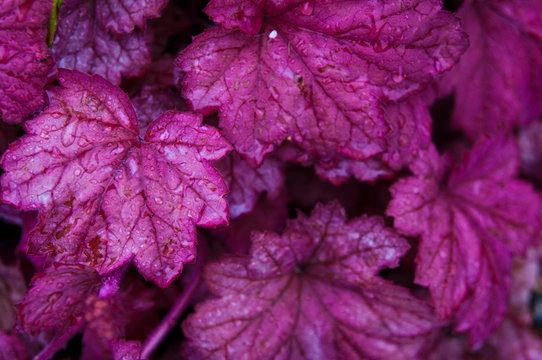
[387,138,540,345]
[0,261,26,332]
[0,331,28,360]
[130,85,186,134]
[204,0,265,35]
[444,0,542,139]
[0,0,54,123]
[111,340,142,360]
[183,202,440,360]
[519,119,542,180]
[214,153,283,217]
[314,156,393,185]
[96,0,167,35]
[1,69,231,286]
[17,263,101,334]
[52,0,151,85]
[177,0,466,165]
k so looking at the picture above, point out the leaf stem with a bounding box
[140,268,201,359]
[34,324,83,360]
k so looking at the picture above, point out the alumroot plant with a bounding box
[0,0,541,359]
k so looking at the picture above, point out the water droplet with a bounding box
[299,1,314,15]
[392,73,404,83]
[74,168,82,176]
[60,120,78,147]
[269,86,279,100]
[268,30,277,39]
[255,108,265,119]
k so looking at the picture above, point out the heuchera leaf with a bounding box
[444,0,542,139]
[214,153,283,218]
[518,119,542,180]
[0,0,54,123]
[81,284,153,360]
[183,202,440,360]
[0,331,28,360]
[308,93,432,184]
[111,340,142,360]
[1,69,231,287]
[387,138,540,346]
[17,263,101,334]
[130,85,186,134]
[428,318,542,360]
[177,0,466,165]
[96,0,167,35]
[0,261,26,331]
[52,0,151,85]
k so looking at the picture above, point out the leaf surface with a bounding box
[177,0,466,165]
[0,0,53,123]
[1,69,231,286]
[183,202,439,360]
[214,153,283,217]
[444,0,542,139]
[96,0,167,35]
[17,263,100,334]
[387,138,540,345]
[52,0,151,85]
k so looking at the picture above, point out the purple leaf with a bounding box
[96,0,167,35]
[444,0,542,139]
[52,0,151,85]
[111,339,142,360]
[17,263,100,334]
[0,0,53,123]
[130,85,186,134]
[1,69,231,287]
[387,138,540,346]
[183,202,440,360]
[0,261,26,331]
[204,0,265,35]
[518,119,542,180]
[214,153,283,217]
[177,0,466,165]
[0,331,28,360]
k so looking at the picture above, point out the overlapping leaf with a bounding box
[444,0,542,139]
[17,263,100,334]
[0,0,53,123]
[52,0,155,85]
[214,153,283,217]
[183,202,440,360]
[0,261,26,331]
[96,0,167,35]
[177,0,466,165]
[0,331,28,360]
[1,69,231,286]
[387,138,540,345]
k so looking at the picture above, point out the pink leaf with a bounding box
[214,153,283,218]
[16,263,100,334]
[96,0,167,35]
[183,202,440,360]
[0,261,26,332]
[0,0,53,123]
[444,0,542,139]
[387,138,540,346]
[204,0,265,35]
[519,119,542,180]
[111,339,142,360]
[130,85,186,134]
[1,69,231,287]
[52,0,151,85]
[0,331,28,360]
[177,0,467,165]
